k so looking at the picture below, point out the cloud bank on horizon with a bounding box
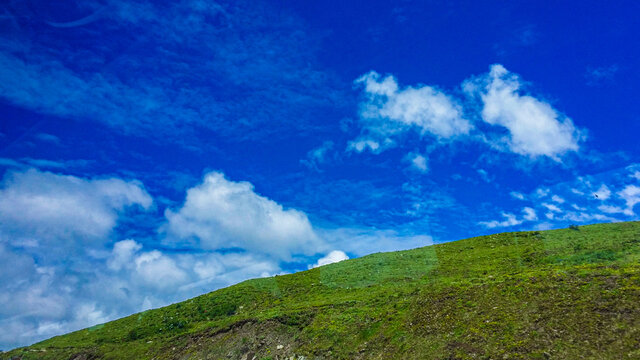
[0,0,639,350]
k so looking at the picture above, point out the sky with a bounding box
[1,0,639,350]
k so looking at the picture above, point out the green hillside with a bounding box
[4,221,640,359]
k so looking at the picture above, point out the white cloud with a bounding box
[347,139,382,153]
[301,141,335,171]
[352,71,471,153]
[35,133,61,145]
[0,234,287,350]
[0,157,89,170]
[535,188,550,198]
[631,171,640,181]
[479,212,522,228]
[0,169,154,350]
[510,191,525,200]
[522,207,537,221]
[585,65,618,86]
[320,227,432,256]
[534,222,554,230]
[593,184,611,200]
[310,250,349,268]
[593,184,640,216]
[405,152,428,173]
[464,64,582,159]
[572,204,586,211]
[562,212,615,223]
[477,169,491,183]
[597,204,626,215]
[164,172,322,260]
[0,169,443,350]
[0,169,152,244]
[618,185,640,216]
[133,250,188,290]
[571,188,585,195]
[106,240,280,298]
[480,206,540,228]
[542,203,562,213]
[349,65,586,162]
[183,252,279,292]
[483,165,640,232]
[107,239,142,271]
[0,0,343,143]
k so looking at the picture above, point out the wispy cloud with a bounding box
[405,152,429,173]
[510,191,525,200]
[0,0,344,143]
[0,157,90,170]
[585,65,618,86]
[301,141,336,171]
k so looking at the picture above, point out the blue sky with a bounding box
[1,0,639,350]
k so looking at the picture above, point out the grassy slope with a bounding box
[3,221,640,359]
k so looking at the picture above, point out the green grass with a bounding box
[4,221,640,359]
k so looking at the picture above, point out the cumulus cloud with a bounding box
[107,239,142,271]
[164,172,322,260]
[310,250,349,268]
[464,64,582,160]
[351,71,471,153]
[0,169,152,244]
